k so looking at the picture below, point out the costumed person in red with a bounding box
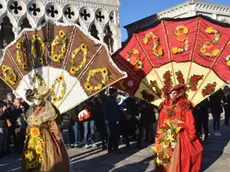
[154,84,203,172]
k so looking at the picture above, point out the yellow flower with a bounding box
[227,60,230,66]
[89,70,94,76]
[39,156,43,162]
[24,150,29,156]
[158,48,163,56]
[54,39,59,45]
[212,49,220,57]
[97,84,103,90]
[33,34,39,40]
[167,134,174,142]
[30,127,40,138]
[156,157,162,165]
[16,42,21,49]
[176,126,182,133]
[52,97,57,103]
[183,26,189,34]
[81,44,87,52]
[206,27,214,33]
[2,65,6,71]
[69,67,76,75]
[174,29,180,36]
[61,89,65,95]
[132,49,139,54]
[151,146,157,153]
[36,147,42,154]
[53,54,60,62]
[172,47,178,54]
[84,82,93,91]
[38,58,44,65]
[32,117,40,125]
[59,30,65,38]
[61,47,66,54]
[143,36,148,44]
[164,119,172,127]
[200,47,206,54]
[59,75,64,81]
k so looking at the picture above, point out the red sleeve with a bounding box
[184,109,197,141]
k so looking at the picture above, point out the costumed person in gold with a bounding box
[153,84,203,172]
[21,86,69,172]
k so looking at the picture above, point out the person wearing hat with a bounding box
[21,86,69,172]
[155,84,203,172]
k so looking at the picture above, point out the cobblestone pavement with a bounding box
[0,119,230,172]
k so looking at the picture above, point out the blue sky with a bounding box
[120,0,230,41]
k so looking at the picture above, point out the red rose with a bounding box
[158,153,164,159]
[162,123,169,130]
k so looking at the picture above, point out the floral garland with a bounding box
[32,72,46,88]
[163,70,173,90]
[69,44,88,75]
[150,80,162,97]
[172,25,189,54]
[1,65,17,85]
[50,30,67,63]
[175,70,185,84]
[16,42,27,70]
[200,27,221,58]
[31,34,45,65]
[188,74,203,91]
[152,119,182,165]
[119,80,134,90]
[143,32,164,57]
[141,90,155,102]
[51,74,66,103]
[202,82,217,97]
[24,127,43,170]
[226,55,230,68]
[126,49,143,71]
[84,68,110,93]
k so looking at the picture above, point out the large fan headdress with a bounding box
[0,22,126,113]
[114,15,230,106]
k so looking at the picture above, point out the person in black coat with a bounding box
[120,109,141,148]
[223,86,230,126]
[193,98,210,140]
[209,89,224,136]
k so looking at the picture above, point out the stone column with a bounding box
[12,27,21,38]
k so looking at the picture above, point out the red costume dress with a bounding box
[156,86,203,172]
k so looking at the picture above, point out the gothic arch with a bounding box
[89,23,99,40]
[103,25,114,54]
[0,16,14,48]
[20,17,32,31]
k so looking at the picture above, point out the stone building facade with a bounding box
[125,0,230,37]
[0,0,121,98]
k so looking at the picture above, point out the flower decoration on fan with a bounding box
[84,68,110,93]
[172,25,189,54]
[119,80,134,90]
[50,30,67,63]
[143,32,164,57]
[24,126,43,170]
[69,44,88,75]
[31,34,45,65]
[188,74,203,91]
[32,72,46,88]
[200,27,221,58]
[51,74,66,103]
[226,55,230,68]
[1,65,17,85]
[16,42,28,70]
[126,49,143,71]
[163,70,173,90]
[175,70,185,84]
[32,116,42,126]
[150,80,162,97]
[152,119,182,165]
[202,82,217,96]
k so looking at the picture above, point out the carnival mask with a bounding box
[169,91,177,100]
[34,97,43,106]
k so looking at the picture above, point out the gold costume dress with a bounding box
[21,101,69,172]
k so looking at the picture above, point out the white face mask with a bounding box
[34,98,42,106]
[169,91,177,100]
